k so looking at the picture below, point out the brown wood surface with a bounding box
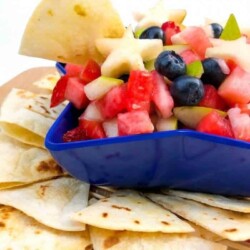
[0,67,57,105]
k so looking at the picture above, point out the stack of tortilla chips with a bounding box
[1,71,250,249]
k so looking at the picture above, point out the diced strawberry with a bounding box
[199,84,228,111]
[98,85,127,119]
[197,110,234,138]
[50,75,69,108]
[63,126,87,142]
[118,110,154,136]
[65,64,85,77]
[179,26,212,59]
[126,70,154,112]
[161,21,181,45]
[218,66,250,106]
[180,49,201,64]
[79,59,101,84]
[228,107,250,142]
[79,119,106,139]
[151,71,174,118]
[64,77,89,109]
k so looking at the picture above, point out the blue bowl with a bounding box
[45,101,250,197]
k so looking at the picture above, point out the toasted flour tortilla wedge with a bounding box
[147,193,250,241]
[72,190,194,233]
[0,132,63,189]
[0,206,92,250]
[19,0,125,64]
[0,177,89,231]
[0,88,66,147]
[164,189,250,213]
[33,73,61,91]
[89,226,227,250]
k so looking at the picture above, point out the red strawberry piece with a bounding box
[161,21,181,45]
[79,119,106,139]
[79,59,101,84]
[179,49,201,64]
[198,84,228,111]
[50,75,69,108]
[65,64,85,77]
[98,85,127,119]
[197,110,234,138]
[118,110,154,136]
[126,70,154,112]
[64,77,89,109]
[151,70,174,118]
[63,126,87,142]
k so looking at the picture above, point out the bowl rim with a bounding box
[46,103,250,151]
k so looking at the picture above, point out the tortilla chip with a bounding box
[164,189,250,213]
[147,193,250,241]
[0,132,63,189]
[0,88,65,147]
[72,190,194,233]
[0,205,92,250]
[0,177,89,231]
[89,226,227,250]
[19,0,125,64]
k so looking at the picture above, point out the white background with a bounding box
[0,0,249,86]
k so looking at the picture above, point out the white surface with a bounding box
[0,0,249,86]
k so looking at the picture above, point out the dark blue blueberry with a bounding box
[170,75,204,106]
[154,50,186,81]
[139,26,165,44]
[210,23,223,38]
[201,58,227,88]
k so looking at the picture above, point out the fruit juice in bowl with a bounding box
[18,0,250,195]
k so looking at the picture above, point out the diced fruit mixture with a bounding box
[51,12,250,143]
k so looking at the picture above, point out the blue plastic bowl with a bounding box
[46,62,250,196]
[45,101,250,197]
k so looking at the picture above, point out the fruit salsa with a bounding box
[51,11,250,143]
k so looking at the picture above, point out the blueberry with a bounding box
[201,58,227,88]
[139,26,165,44]
[170,75,204,106]
[154,50,186,81]
[210,23,223,38]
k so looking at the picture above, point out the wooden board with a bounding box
[0,67,57,105]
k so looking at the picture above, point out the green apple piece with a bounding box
[156,116,178,131]
[134,27,145,38]
[173,106,227,129]
[163,45,190,54]
[186,61,204,78]
[84,76,123,101]
[145,59,155,71]
[220,14,241,41]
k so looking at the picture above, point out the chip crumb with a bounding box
[85,244,93,250]
[104,236,120,249]
[0,222,5,227]
[134,220,140,224]
[47,9,54,16]
[74,4,86,17]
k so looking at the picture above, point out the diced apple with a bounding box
[103,118,119,138]
[84,76,124,101]
[156,116,178,131]
[80,102,104,122]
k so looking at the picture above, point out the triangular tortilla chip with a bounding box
[19,0,125,64]
[164,189,250,213]
[89,226,227,250]
[0,177,89,231]
[72,190,194,233]
[147,193,250,241]
[0,206,92,250]
[0,88,65,147]
[0,132,63,189]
